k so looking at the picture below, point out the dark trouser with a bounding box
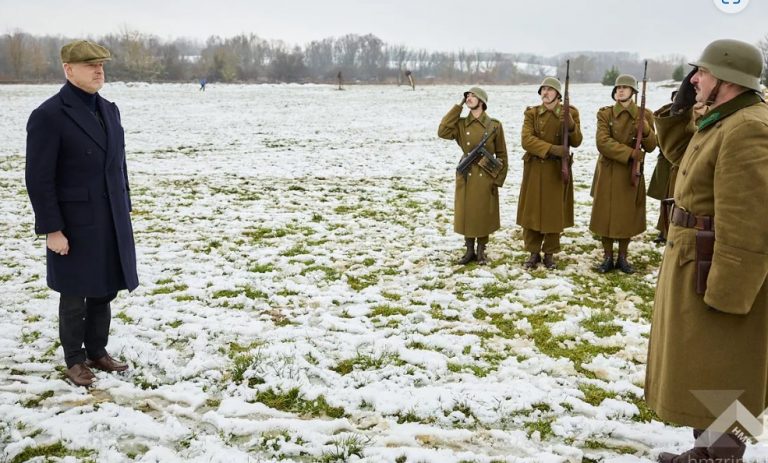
[59,293,116,368]
[523,228,561,254]
[601,238,630,256]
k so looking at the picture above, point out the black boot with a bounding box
[654,233,666,245]
[616,254,635,274]
[523,252,541,270]
[476,243,488,265]
[596,255,614,273]
[543,253,556,269]
[658,430,745,463]
[458,238,476,265]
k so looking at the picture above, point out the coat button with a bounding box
[466,131,470,135]
[479,173,483,176]
[668,240,674,248]
[102,192,109,199]
[682,170,687,175]
[466,142,470,145]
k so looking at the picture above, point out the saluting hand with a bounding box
[670,68,697,115]
[47,231,69,255]
[458,96,466,107]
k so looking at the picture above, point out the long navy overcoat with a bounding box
[25,83,139,296]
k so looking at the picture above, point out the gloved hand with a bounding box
[560,112,575,131]
[670,68,697,115]
[642,118,652,137]
[547,144,564,158]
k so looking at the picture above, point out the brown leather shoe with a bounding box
[86,354,129,372]
[66,363,95,387]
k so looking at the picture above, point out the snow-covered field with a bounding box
[2,83,766,463]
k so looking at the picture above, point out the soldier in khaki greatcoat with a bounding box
[517,77,583,270]
[647,39,768,463]
[589,74,657,273]
[438,87,508,265]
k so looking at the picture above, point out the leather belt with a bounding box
[670,205,714,231]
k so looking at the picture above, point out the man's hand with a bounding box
[547,144,564,158]
[670,68,697,115]
[560,112,575,131]
[47,231,69,255]
[458,96,466,107]
[630,149,644,163]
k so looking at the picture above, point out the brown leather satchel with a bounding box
[695,229,715,295]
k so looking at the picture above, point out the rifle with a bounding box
[561,60,571,185]
[631,61,648,187]
[456,127,500,177]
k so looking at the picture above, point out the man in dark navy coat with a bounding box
[25,40,139,387]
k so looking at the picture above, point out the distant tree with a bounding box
[672,64,685,81]
[6,30,27,79]
[601,65,619,86]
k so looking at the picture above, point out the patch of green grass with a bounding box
[25,314,42,323]
[319,433,371,462]
[22,390,54,408]
[370,304,409,317]
[524,416,555,440]
[244,227,288,242]
[581,311,623,337]
[281,245,308,257]
[334,205,356,214]
[212,287,268,300]
[10,441,95,463]
[332,351,402,375]
[21,330,41,344]
[583,439,638,454]
[254,387,345,418]
[167,320,183,328]
[381,291,401,301]
[482,282,515,298]
[578,383,617,406]
[429,305,459,321]
[346,273,378,291]
[174,294,195,302]
[249,263,275,273]
[150,283,189,295]
[300,265,340,281]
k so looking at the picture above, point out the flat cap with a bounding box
[60,40,111,63]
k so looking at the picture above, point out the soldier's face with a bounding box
[64,61,105,94]
[466,93,482,110]
[540,87,558,104]
[615,86,633,102]
[691,67,717,104]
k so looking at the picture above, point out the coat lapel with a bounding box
[96,96,116,168]
[59,84,107,152]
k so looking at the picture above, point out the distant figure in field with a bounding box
[438,87,508,266]
[199,78,207,91]
[337,71,343,90]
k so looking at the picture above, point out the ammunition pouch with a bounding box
[477,148,503,178]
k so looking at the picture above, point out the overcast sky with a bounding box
[1,0,766,60]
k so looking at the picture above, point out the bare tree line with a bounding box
[2,29,767,85]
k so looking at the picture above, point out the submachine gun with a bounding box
[456,126,502,178]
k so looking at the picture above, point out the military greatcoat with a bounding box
[589,101,657,239]
[645,93,768,429]
[517,103,583,233]
[438,105,508,237]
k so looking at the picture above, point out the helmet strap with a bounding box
[705,79,722,106]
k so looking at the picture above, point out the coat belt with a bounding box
[670,205,714,231]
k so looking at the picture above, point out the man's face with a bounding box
[614,86,634,102]
[64,61,105,94]
[540,86,559,104]
[466,92,482,110]
[690,67,717,104]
